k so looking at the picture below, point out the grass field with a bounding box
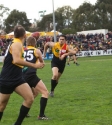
[0,55,112,125]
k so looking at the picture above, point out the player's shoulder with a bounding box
[54,41,59,45]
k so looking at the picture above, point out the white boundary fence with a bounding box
[43,49,112,59]
[0,49,112,62]
[77,49,112,57]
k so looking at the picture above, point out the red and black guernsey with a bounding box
[52,42,68,65]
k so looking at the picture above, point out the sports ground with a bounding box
[0,55,112,125]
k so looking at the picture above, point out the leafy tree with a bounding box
[38,6,74,32]
[96,0,112,4]
[0,4,9,31]
[72,0,112,32]
[61,28,75,35]
[56,6,74,30]
[4,9,31,33]
[94,0,112,30]
[38,14,53,31]
[72,2,94,31]
[34,1,112,33]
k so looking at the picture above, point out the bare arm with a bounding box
[59,52,69,60]
[36,49,44,63]
[11,42,43,69]
[35,49,45,68]
[43,42,54,58]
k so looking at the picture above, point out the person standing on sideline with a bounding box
[23,36,49,120]
[0,25,44,125]
[43,34,76,97]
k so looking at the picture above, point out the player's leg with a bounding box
[0,93,10,120]
[70,56,73,61]
[14,83,34,125]
[50,67,59,96]
[73,55,79,66]
[67,56,70,66]
[56,63,65,85]
[34,80,49,119]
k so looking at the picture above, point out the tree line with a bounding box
[0,0,112,34]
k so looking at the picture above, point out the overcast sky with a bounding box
[1,0,97,22]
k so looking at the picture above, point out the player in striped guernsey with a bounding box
[0,25,44,125]
[23,36,49,120]
[43,35,77,97]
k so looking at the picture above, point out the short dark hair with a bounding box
[59,34,66,40]
[26,36,36,46]
[14,25,25,38]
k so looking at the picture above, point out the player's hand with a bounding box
[35,62,45,69]
[59,54,66,60]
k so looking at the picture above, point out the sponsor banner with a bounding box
[44,49,112,59]
[0,49,112,62]
[77,49,112,57]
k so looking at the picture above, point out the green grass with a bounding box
[0,55,112,125]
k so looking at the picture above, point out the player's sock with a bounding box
[39,97,48,117]
[0,112,3,121]
[67,63,70,65]
[14,105,30,125]
[51,79,57,91]
[76,62,79,66]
